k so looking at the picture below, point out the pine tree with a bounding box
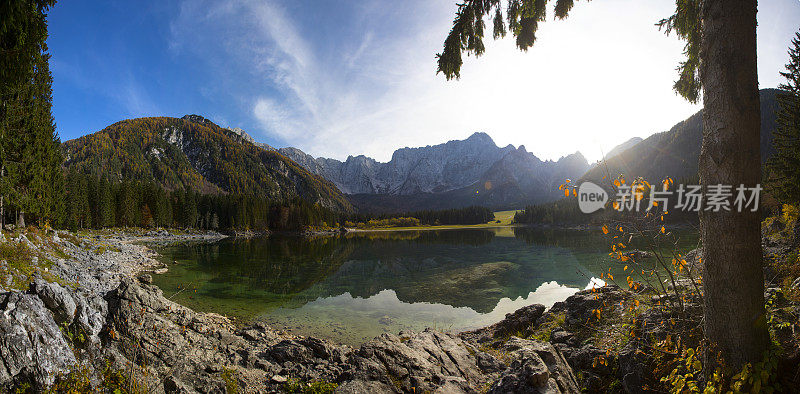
[767,30,800,204]
[0,0,59,227]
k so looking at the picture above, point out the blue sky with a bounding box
[48,0,800,162]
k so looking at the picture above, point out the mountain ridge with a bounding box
[62,114,353,212]
[278,132,590,212]
[580,88,780,184]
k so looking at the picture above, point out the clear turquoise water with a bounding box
[151,227,698,345]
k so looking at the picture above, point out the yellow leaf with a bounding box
[564,189,569,197]
[624,265,628,271]
[661,226,666,233]
[602,225,609,234]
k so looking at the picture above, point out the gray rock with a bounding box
[0,291,77,389]
[32,279,77,325]
[335,379,398,393]
[488,337,579,393]
[463,304,546,342]
[138,273,153,284]
[270,374,287,383]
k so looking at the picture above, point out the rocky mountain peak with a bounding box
[181,114,215,127]
[465,131,495,144]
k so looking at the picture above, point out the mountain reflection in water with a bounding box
[152,227,697,345]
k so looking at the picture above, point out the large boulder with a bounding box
[351,329,503,393]
[31,279,77,325]
[462,304,546,343]
[0,291,77,389]
[488,337,579,394]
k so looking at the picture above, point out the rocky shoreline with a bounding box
[0,228,585,393]
[1,228,798,393]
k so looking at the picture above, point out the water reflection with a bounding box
[152,227,697,345]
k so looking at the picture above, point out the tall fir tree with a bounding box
[0,0,60,227]
[767,30,800,204]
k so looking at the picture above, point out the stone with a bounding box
[138,273,153,284]
[32,279,77,325]
[0,291,77,389]
[270,375,287,383]
[488,337,579,393]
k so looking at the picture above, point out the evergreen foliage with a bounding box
[0,0,63,227]
[61,170,342,231]
[767,30,800,204]
[436,0,701,101]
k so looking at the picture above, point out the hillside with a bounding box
[280,133,590,212]
[62,115,352,211]
[581,88,780,183]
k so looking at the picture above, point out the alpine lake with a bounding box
[150,226,699,346]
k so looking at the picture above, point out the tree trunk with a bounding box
[699,0,768,371]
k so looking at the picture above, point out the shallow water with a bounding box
[151,227,698,345]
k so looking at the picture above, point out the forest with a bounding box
[60,170,342,232]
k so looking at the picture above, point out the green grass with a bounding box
[351,210,520,232]
[283,378,337,394]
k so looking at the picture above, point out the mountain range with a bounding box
[61,88,781,215]
[278,133,591,212]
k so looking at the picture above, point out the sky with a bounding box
[48,0,800,163]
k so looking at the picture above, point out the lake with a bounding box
[151,227,698,345]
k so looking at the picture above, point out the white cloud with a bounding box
[170,0,800,163]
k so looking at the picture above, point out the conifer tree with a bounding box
[0,0,60,227]
[767,30,800,204]
[437,0,766,371]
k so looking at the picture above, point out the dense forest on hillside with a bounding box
[61,170,342,231]
[62,115,352,212]
[514,176,706,225]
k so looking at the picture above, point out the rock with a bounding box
[465,304,546,342]
[52,233,60,243]
[0,291,77,389]
[16,234,36,249]
[792,277,800,290]
[335,379,398,393]
[488,337,579,393]
[73,294,106,344]
[270,375,287,383]
[549,329,574,345]
[154,268,168,275]
[354,329,499,392]
[32,279,77,325]
[163,375,191,393]
[548,286,628,327]
[138,273,153,284]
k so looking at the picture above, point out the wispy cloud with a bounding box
[168,0,797,162]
